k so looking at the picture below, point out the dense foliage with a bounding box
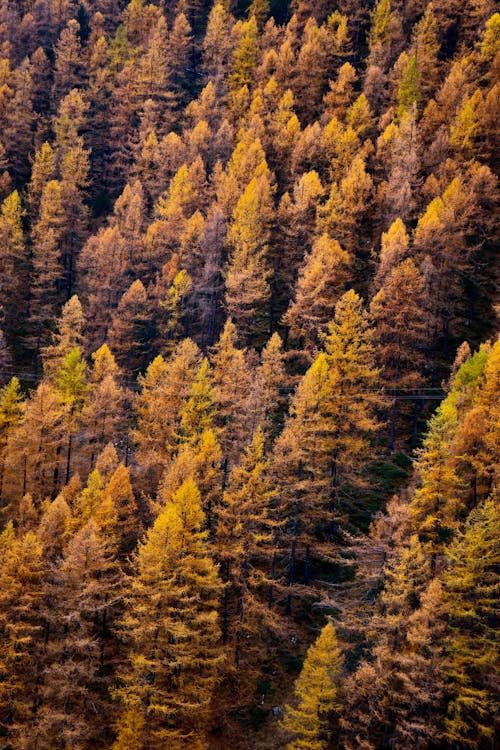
[0,0,498,747]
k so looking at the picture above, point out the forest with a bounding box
[0,0,498,747]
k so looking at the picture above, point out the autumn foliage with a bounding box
[0,0,498,748]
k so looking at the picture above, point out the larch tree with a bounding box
[29,178,67,355]
[282,621,343,750]
[321,290,380,513]
[395,54,421,119]
[74,468,106,529]
[53,89,91,299]
[132,353,172,490]
[28,141,56,221]
[55,346,88,485]
[272,352,333,604]
[248,0,270,29]
[86,32,112,198]
[154,162,204,265]
[284,233,350,352]
[365,0,403,91]
[37,493,73,562]
[95,443,121,482]
[0,191,27,349]
[81,344,126,475]
[132,339,202,492]
[2,381,67,505]
[322,109,367,186]
[341,535,430,748]
[273,290,379,608]
[42,294,86,381]
[157,268,192,355]
[34,520,121,749]
[210,318,255,466]
[79,225,130,349]
[103,462,140,556]
[178,357,216,445]
[108,279,153,375]
[408,345,492,554]
[225,172,274,343]
[0,140,11,203]
[267,87,301,185]
[372,217,409,289]
[318,155,373,255]
[413,169,497,354]
[158,425,223,532]
[453,339,500,506]
[276,171,324,316]
[202,2,234,96]
[257,331,287,439]
[113,478,223,750]
[294,13,350,122]
[0,377,24,501]
[341,571,447,750]
[0,326,11,386]
[2,60,36,185]
[216,428,275,670]
[135,15,172,129]
[166,12,194,117]
[370,258,427,450]
[409,393,463,555]
[0,525,44,747]
[229,15,259,95]
[323,62,357,121]
[412,3,441,99]
[379,107,421,225]
[389,579,447,748]
[28,227,65,364]
[52,19,84,102]
[442,497,499,748]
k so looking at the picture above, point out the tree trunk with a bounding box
[65,431,72,485]
[285,536,296,616]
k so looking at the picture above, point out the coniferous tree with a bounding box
[275,290,380,609]
[225,173,274,343]
[81,344,126,474]
[52,19,84,103]
[0,525,44,747]
[370,258,427,449]
[55,346,88,484]
[109,279,153,375]
[443,497,499,748]
[216,428,274,669]
[414,170,497,354]
[3,381,67,505]
[282,622,343,750]
[0,191,26,349]
[202,2,234,96]
[34,520,121,749]
[79,225,130,349]
[210,318,255,465]
[409,344,496,553]
[0,377,23,501]
[37,493,73,561]
[42,293,85,371]
[114,478,223,750]
[284,233,350,351]
[257,331,287,439]
[103,463,140,555]
[132,339,202,492]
